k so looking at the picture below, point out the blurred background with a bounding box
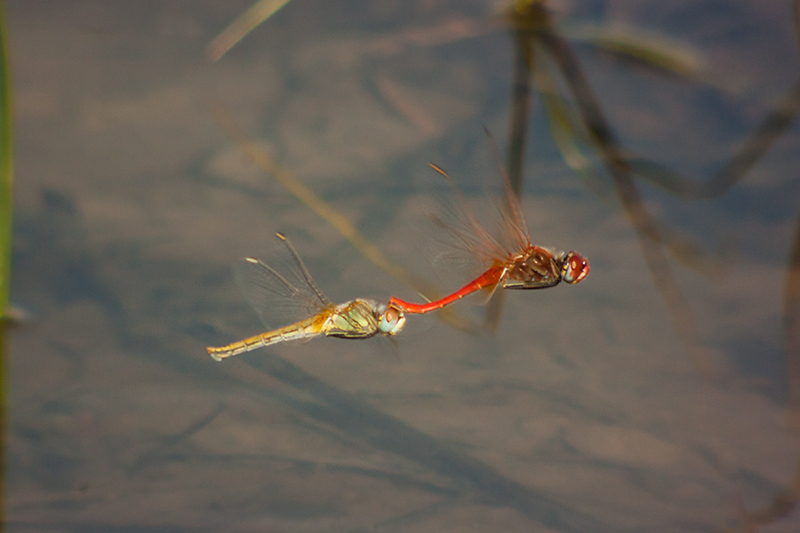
[4,0,800,531]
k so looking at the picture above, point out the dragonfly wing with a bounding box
[233,257,329,330]
[481,126,532,255]
[233,233,335,329]
[476,281,500,305]
[275,232,333,308]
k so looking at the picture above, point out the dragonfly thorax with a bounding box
[501,247,562,289]
[324,299,407,339]
[324,299,383,339]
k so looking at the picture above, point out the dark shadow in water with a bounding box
[481,1,712,374]
[122,344,612,530]
[625,77,800,200]
[244,353,612,532]
[728,196,800,531]
[787,207,800,429]
[724,4,800,528]
[125,404,225,477]
[490,0,797,383]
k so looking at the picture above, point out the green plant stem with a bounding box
[0,0,11,316]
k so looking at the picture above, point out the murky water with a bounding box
[6,1,800,531]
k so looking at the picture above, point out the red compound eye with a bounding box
[563,252,589,284]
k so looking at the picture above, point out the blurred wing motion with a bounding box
[207,233,406,361]
[388,162,589,315]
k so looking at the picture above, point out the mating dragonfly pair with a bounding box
[207,164,590,361]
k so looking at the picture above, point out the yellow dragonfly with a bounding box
[207,233,406,361]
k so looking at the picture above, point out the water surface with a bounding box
[7,1,800,531]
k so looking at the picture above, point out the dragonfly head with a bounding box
[561,251,590,284]
[378,303,407,335]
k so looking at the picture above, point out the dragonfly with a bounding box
[388,163,589,315]
[207,233,406,361]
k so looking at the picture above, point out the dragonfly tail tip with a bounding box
[206,347,225,362]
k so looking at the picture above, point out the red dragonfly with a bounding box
[388,163,589,315]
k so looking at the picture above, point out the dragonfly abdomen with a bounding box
[207,316,321,361]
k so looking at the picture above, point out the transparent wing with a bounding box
[428,163,508,266]
[233,233,333,329]
[425,159,530,285]
[482,127,532,255]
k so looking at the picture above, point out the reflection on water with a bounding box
[6,1,800,531]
